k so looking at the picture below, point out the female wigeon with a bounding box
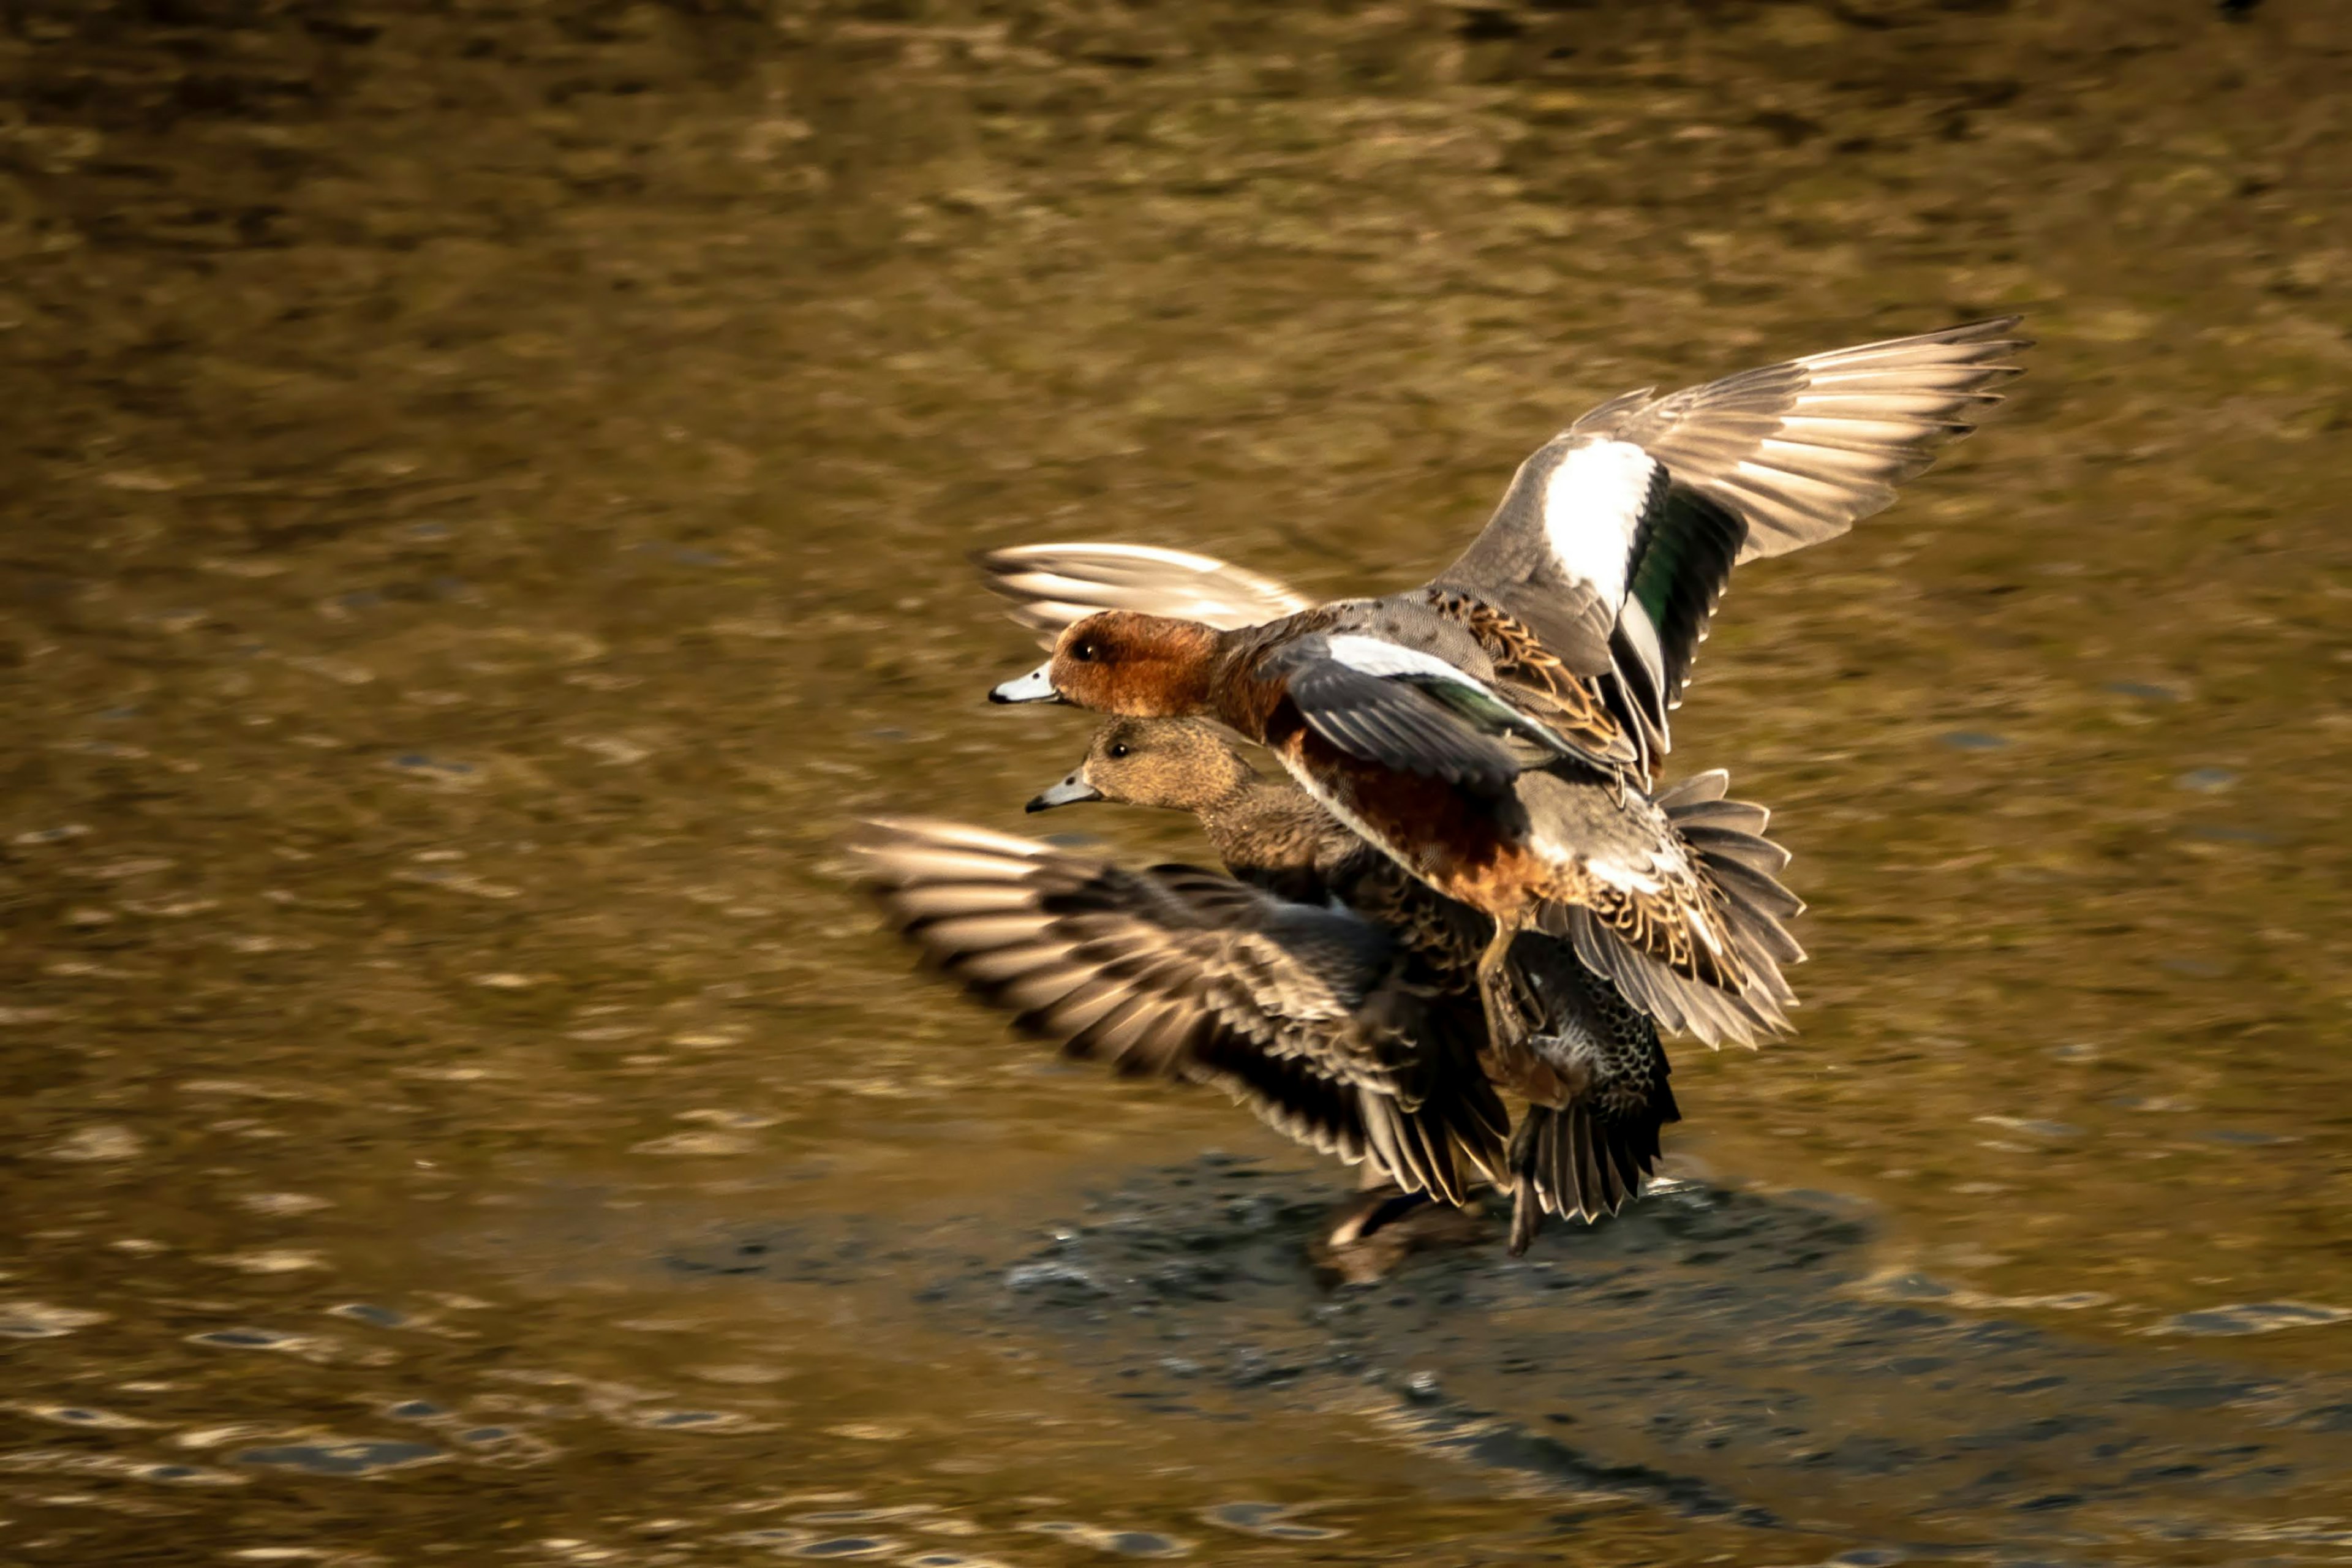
[1025,717,1799,1250]
[853,816,1510,1221]
[989,320,2020,1052]
[1027,717,1790,1043]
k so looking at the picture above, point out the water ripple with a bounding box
[234,1439,448,1477]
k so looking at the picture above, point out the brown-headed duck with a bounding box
[986,320,2026,776]
[988,322,2021,1055]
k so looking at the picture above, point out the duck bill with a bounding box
[989,662,1064,705]
[1025,774,1102,813]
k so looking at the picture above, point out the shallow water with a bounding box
[4,1,2350,1562]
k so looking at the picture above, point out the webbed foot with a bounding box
[1310,1185,1487,1286]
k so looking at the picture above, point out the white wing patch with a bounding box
[1320,635,1577,758]
[1324,635,1488,687]
[1539,439,1660,608]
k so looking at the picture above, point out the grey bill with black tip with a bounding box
[1026,774,1102,812]
[990,662,1062,704]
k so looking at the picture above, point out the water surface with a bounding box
[4,1,2350,1561]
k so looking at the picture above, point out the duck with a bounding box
[1024,715,1790,1046]
[987,320,2024,1056]
[990,601,1800,1064]
[853,816,1512,1220]
[854,806,1655,1258]
[985,318,2027,779]
[1023,715,1797,1251]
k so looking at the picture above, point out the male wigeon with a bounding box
[1025,717,1799,1250]
[853,816,1510,1220]
[988,321,2021,1052]
[984,318,2027,776]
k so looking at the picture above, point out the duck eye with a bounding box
[1107,742,1129,759]
[1071,640,1098,663]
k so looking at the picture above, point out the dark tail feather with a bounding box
[1507,1115,1545,1256]
[1663,777,1804,1019]
[1504,1087,1681,1254]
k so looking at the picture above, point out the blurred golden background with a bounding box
[2,1,2348,1562]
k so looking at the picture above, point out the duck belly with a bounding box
[1271,728,1550,921]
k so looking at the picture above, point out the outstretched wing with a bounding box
[973,543,1314,648]
[1434,319,2029,754]
[851,817,1491,1202]
[1586,317,2029,564]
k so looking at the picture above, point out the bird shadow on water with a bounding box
[666,1155,2352,1565]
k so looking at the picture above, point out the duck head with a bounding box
[989,611,1222,716]
[1027,717,1254,813]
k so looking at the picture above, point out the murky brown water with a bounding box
[5,1,2351,1562]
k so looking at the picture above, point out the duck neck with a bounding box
[1195,770,1333,880]
[1151,620,1235,718]
[1211,614,1332,740]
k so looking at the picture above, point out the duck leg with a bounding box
[1504,1112,1545,1256]
[1475,916,1532,1060]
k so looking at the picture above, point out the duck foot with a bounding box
[1310,1185,1490,1286]
[1507,1174,1543,1256]
[1505,1117,1545,1256]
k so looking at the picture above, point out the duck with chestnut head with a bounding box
[987,320,2021,1059]
[992,600,1804,1080]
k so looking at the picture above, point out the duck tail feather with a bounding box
[1516,1098,1671,1233]
[1564,909,1782,1048]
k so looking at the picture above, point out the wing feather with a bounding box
[973,543,1313,647]
[851,817,1490,1199]
[1431,319,2026,762]
[1581,317,2029,563]
[1282,655,1529,791]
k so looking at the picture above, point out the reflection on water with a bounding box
[4,0,2350,1561]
